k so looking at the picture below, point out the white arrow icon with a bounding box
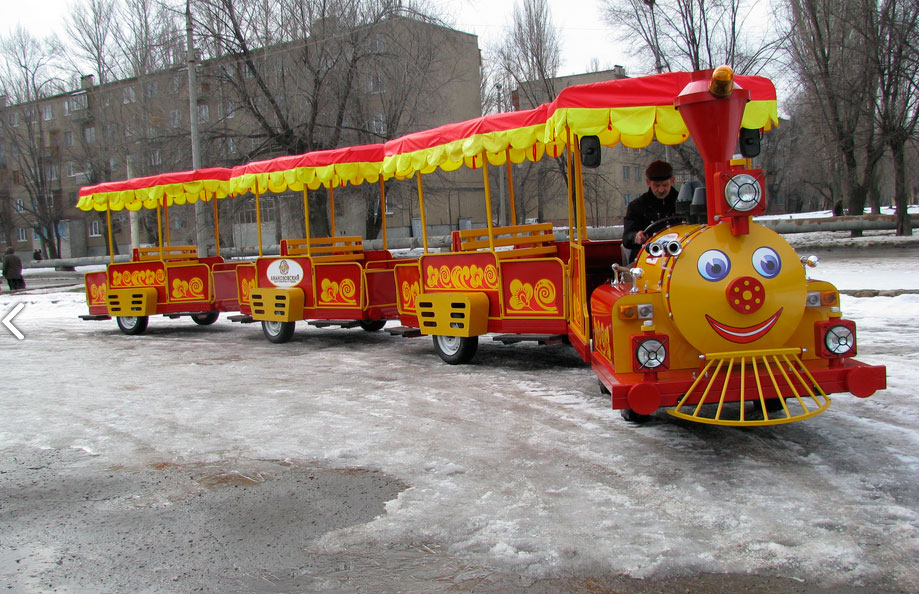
[2,303,24,340]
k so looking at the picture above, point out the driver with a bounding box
[622,160,679,262]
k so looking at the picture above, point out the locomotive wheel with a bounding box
[262,320,295,344]
[432,335,478,365]
[764,398,785,413]
[116,315,149,336]
[620,408,651,423]
[191,312,219,326]
[359,319,386,332]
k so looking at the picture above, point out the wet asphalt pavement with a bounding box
[0,447,909,593]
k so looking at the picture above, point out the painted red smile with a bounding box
[705,308,783,343]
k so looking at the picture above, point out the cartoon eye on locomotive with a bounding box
[588,67,886,425]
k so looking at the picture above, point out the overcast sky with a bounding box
[6,0,634,77]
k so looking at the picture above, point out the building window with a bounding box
[9,112,18,127]
[197,103,209,123]
[123,86,137,104]
[144,82,157,99]
[64,130,74,146]
[45,192,54,209]
[65,93,88,114]
[366,72,386,94]
[66,162,77,177]
[622,165,630,181]
[634,166,641,181]
[234,198,276,224]
[14,199,25,213]
[89,219,102,237]
[17,228,27,242]
[48,164,59,181]
[149,149,162,166]
[83,126,96,143]
[368,114,387,136]
[169,109,181,128]
[624,194,632,206]
[227,137,237,154]
[41,104,54,121]
[221,100,235,120]
[109,157,119,172]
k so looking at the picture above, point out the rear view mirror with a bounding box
[580,135,601,168]
[739,127,761,158]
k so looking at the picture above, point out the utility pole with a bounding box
[495,83,506,226]
[127,155,140,252]
[186,0,211,255]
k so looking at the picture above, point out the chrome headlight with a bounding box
[636,338,667,369]
[824,324,855,355]
[724,174,762,212]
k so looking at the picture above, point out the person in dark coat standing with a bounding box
[622,160,680,262]
[2,247,25,292]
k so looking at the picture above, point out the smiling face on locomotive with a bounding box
[665,222,807,354]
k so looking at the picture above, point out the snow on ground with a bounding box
[0,234,917,590]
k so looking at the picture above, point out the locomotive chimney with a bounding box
[674,67,750,226]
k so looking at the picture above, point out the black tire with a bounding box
[191,312,219,326]
[359,319,386,332]
[262,320,295,344]
[116,315,149,336]
[764,398,785,413]
[621,408,652,423]
[432,335,478,365]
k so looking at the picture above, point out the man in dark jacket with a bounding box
[2,247,25,291]
[622,160,679,262]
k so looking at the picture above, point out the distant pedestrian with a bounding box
[833,200,844,216]
[33,249,42,261]
[2,247,25,292]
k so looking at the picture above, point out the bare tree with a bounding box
[496,0,561,107]
[601,0,786,75]
[0,27,68,258]
[63,0,119,84]
[786,0,890,230]
[487,0,568,225]
[191,0,471,239]
[869,0,918,234]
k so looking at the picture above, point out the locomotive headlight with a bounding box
[824,324,855,355]
[724,174,762,212]
[635,338,667,369]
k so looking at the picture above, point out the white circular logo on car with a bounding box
[266,259,304,287]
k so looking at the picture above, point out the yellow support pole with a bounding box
[105,208,114,265]
[379,177,388,250]
[416,172,429,253]
[481,151,495,251]
[565,129,574,243]
[573,136,587,244]
[302,188,312,257]
[255,189,263,257]
[156,205,164,259]
[212,194,220,258]
[163,203,171,246]
[328,185,336,237]
[505,149,516,225]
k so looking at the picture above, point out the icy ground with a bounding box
[0,231,917,592]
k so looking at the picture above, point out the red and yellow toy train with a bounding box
[78,67,886,426]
